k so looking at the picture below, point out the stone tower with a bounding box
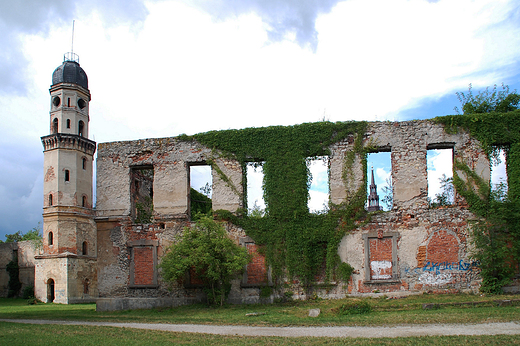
[367,167,382,212]
[35,53,98,303]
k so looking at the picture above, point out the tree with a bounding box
[190,188,212,220]
[455,83,520,115]
[159,216,250,306]
[380,177,393,210]
[428,174,454,208]
[1,224,42,243]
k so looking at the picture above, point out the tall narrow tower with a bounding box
[35,52,98,303]
[367,167,382,212]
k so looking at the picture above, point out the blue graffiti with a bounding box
[404,260,480,276]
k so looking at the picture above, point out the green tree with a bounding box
[160,216,250,306]
[428,174,454,208]
[455,83,520,115]
[1,224,42,243]
[190,188,212,220]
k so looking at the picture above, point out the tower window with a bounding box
[65,170,70,182]
[82,196,87,207]
[52,96,61,107]
[66,119,70,128]
[52,118,58,134]
[48,232,53,246]
[78,121,84,137]
[48,194,53,206]
[82,241,88,255]
[67,98,70,107]
[82,158,87,170]
[78,98,86,109]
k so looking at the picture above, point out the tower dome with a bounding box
[51,52,88,90]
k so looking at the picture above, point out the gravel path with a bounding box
[2,319,520,338]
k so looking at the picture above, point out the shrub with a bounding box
[338,300,372,315]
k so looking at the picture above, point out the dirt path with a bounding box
[2,319,520,338]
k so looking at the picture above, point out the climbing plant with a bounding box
[434,109,520,292]
[182,121,369,286]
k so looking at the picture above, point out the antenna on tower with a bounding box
[71,20,75,54]
[64,20,79,63]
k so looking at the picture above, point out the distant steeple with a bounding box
[367,167,381,212]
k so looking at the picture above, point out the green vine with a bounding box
[190,121,368,286]
[434,110,520,292]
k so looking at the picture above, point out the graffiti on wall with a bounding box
[405,260,480,286]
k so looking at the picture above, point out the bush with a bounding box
[338,300,372,315]
[22,285,34,299]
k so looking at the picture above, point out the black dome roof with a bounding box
[52,60,88,90]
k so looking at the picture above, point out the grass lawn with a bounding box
[1,322,520,346]
[1,293,519,326]
[0,294,519,345]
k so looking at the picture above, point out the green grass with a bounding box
[1,293,519,327]
[1,322,520,345]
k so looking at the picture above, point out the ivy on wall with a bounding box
[434,110,520,292]
[181,121,368,286]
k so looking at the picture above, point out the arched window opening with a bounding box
[66,119,71,128]
[47,279,55,303]
[52,118,58,134]
[48,232,53,246]
[82,196,87,208]
[67,98,70,107]
[83,279,89,294]
[65,170,70,182]
[82,157,87,170]
[48,194,53,206]
[78,121,84,137]
[82,241,88,256]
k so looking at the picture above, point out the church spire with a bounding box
[367,167,381,212]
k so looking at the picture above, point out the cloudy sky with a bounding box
[1,0,519,240]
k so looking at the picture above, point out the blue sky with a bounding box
[1,0,519,240]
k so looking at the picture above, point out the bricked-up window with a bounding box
[128,240,158,288]
[363,231,399,282]
[427,146,454,206]
[189,164,212,220]
[131,166,154,223]
[246,162,265,216]
[366,151,392,211]
[240,236,271,287]
[308,156,329,213]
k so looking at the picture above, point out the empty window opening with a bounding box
[131,166,154,223]
[77,98,86,109]
[47,279,55,303]
[82,241,88,255]
[491,147,508,196]
[48,232,53,246]
[52,118,58,134]
[78,121,84,137]
[52,96,61,107]
[64,170,70,182]
[82,157,87,170]
[427,148,454,207]
[83,279,89,294]
[366,151,392,211]
[67,97,70,107]
[246,162,265,216]
[82,195,87,208]
[48,194,53,206]
[66,119,70,128]
[308,157,329,213]
[189,165,212,220]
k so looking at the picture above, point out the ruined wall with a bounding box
[0,241,38,297]
[94,119,498,308]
